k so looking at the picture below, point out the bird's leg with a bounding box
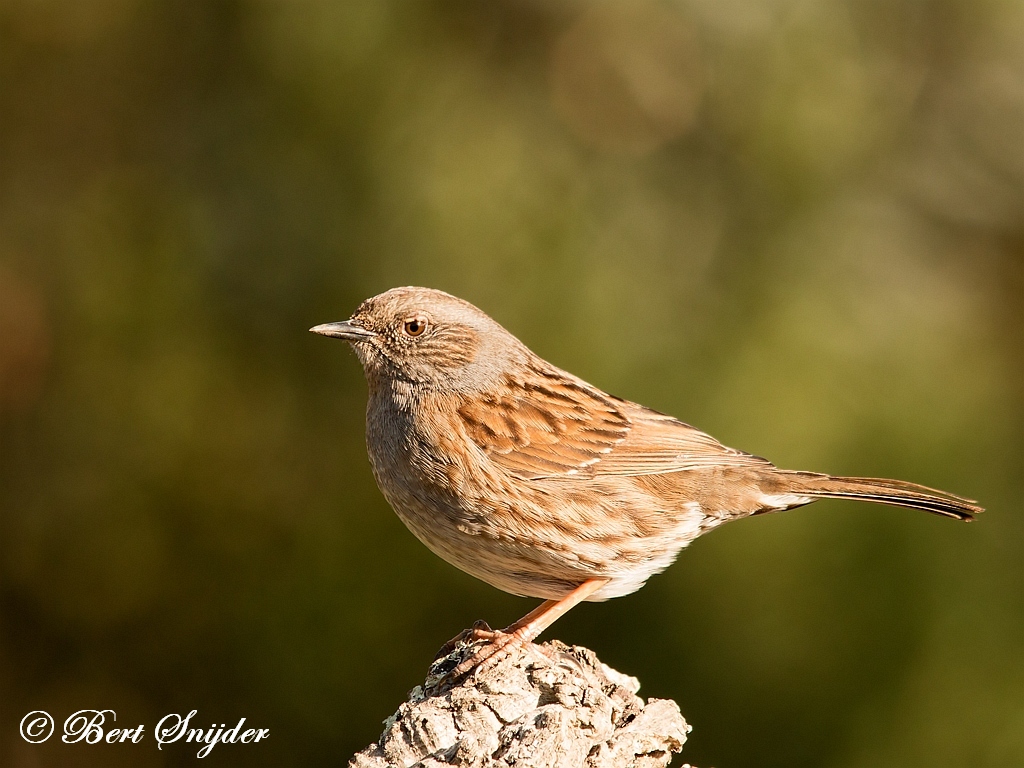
[447,578,609,680]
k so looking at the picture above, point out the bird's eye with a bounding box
[403,317,427,337]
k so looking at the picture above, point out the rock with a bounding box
[350,638,690,768]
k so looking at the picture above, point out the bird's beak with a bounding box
[309,320,377,341]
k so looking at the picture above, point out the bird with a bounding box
[311,286,982,677]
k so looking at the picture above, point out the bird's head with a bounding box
[311,287,524,392]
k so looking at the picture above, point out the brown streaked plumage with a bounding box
[312,287,982,676]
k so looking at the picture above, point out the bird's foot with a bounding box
[433,619,497,662]
[447,624,531,681]
[427,621,535,690]
[430,581,610,688]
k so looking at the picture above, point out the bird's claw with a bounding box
[432,620,496,662]
[447,627,530,682]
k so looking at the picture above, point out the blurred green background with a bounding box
[1,1,1022,766]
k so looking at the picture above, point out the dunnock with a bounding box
[312,287,981,676]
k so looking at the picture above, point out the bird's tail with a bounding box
[779,471,983,521]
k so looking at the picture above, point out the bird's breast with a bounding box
[365,391,492,520]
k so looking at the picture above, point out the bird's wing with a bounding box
[594,403,773,476]
[456,369,631,478]
[457,366,771,480]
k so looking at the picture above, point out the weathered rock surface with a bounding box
[350,638,690,768]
